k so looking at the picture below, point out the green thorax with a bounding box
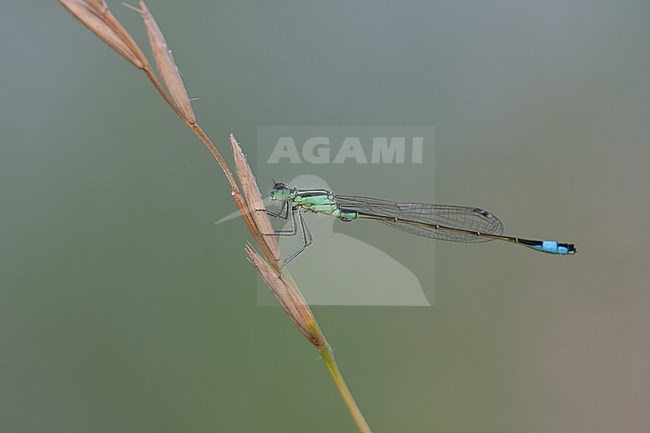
[292,188,357,222]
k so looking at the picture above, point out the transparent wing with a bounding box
[335,195,504,243]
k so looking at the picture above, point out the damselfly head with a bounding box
[271,182,291,201]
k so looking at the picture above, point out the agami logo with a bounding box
[267,136,425,164]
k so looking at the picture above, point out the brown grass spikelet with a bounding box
[231,133,281,266]
[245,245,325,348]
[59,0,144,68]
[83,0,108,15]
[139,1,196,124]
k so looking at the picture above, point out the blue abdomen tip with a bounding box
[542,240,559,254]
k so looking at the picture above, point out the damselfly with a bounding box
[267,182,576,265]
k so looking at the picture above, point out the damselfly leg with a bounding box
[264,203,313,266]
[262,201,298,236]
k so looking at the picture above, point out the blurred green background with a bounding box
[1,1,649,432]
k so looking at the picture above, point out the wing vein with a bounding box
[336,195,504,243]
